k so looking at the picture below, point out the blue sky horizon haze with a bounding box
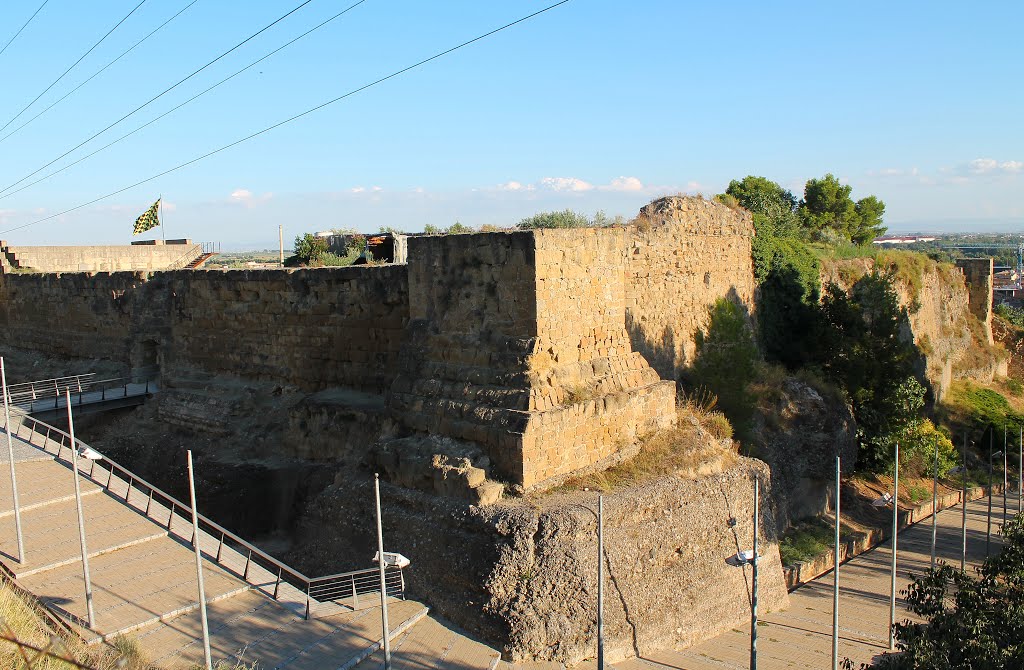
[0,0,1020,249]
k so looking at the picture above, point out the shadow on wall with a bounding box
[625,311,679,383]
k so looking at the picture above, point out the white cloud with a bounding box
[1002,160,1023,173]
[540,176,594,192]
[350,186,365,193]
[230,188,252,201]
[968,158,999,174]
[498,180,525,191]
[603,176,644,192]
[371,186,383,192]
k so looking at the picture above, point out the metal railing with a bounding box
[8,413,405,620]
[202,241,221,255]
[167,244,204,269]
[5,375,154,410]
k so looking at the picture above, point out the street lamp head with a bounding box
[872,492,894,507]
[78,447,103,461]
[727,549,760,566]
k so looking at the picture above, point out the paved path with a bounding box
[612,496,1001,670]
[0,419,427,669]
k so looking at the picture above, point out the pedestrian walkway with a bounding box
[613,495,1001,670]
[0,416,426,669]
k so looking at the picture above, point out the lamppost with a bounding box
[66,390,102,629]
[726,475,764,670]
[565,494,605,670]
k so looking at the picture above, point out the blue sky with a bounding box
[0,0,1020,248]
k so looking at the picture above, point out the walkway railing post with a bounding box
[1002,427,1008,525]
[832,456,840,670]
[1018,426,1022,515]
[750,477,758,670]
[66,390,96,629]
[987,429,993,558]
[597,494,605,670]
[930,437,939,571]
[187,450,213,670]
[1,358,25,564]
[374,474,392,670]
[889,442,899,651]
[961,434,968,572]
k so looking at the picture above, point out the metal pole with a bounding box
[186,451,213,670]
[987,429,993,558]
[278,225,285,266]
[750,477,759,670]
[374,474,391,670]
[1018,426,1022,515]
[1,359,24,564]
[889,442,899,651]
[597,495,605,670]
[66,390,95,629]
[1003,428,1008,525]
[930,436,938,571]
[961,434,968,572]
[832,455,840,670]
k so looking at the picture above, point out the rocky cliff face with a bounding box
[290,458,788,665]
[820,256,1004,401]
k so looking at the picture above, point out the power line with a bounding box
[0,0,317,198]
[0,0,50,60]
[0,0,369,200]
[0,0,572,237]
[0,0,149,135]
[0,0,202,146]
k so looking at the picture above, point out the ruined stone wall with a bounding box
[624,197,756,381]
[158,268,408,393]
[390,229,675,488]
[0,271,140,361]
[1,243,200,273]
[956,258,994,345]
[0,267,409,394]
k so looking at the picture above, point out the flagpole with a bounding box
[160,194,165,243]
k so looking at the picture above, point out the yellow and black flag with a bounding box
[133,199,160,235]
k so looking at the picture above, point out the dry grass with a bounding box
[556,399,738,492]
[0,579,149,669]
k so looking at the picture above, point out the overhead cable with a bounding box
[0,0,318,197]
[0,0,203,145]
[0,0,149,135]
[0,0,573,237]
[0,0,50,60]
[0,0,369,200]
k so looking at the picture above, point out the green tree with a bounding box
[691,299,759,438]
[446,221,472,234]
[725,175,798,226]
[869,513,1024,669]
[799,173,887,244]
[292,233,328,265]
[816,272,923,470]
[516,209,591,229]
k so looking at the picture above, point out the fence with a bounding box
[8,413,406,620]
[5,375,154,411]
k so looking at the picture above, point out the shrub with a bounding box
[292,233,328,265]
[516,209,591,229]
[691,299,758,438]
[446,221,472,234]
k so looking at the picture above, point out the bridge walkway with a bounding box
[0,415,427,669]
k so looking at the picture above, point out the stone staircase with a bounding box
[0,418,439,669]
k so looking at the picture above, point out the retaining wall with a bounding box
[1,243,200,273]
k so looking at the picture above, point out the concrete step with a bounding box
[138,591,427,670]
[19,533,251,641]
[0,457,102,517]
[0,490,167,577]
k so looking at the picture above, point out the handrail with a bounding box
[6,375,156,409]
[167,244,204,269]
[6,412,405,619]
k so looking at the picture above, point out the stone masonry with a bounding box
[0,196,755,489]
[956,257,995,344]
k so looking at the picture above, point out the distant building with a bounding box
[872,235,938,245]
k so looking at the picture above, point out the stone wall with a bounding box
[0,266,410,395]
[1,242,201,273]
[293,457,788,665]
[624,197,756,380]
[956,258,994,344]
[390,229,676,488]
